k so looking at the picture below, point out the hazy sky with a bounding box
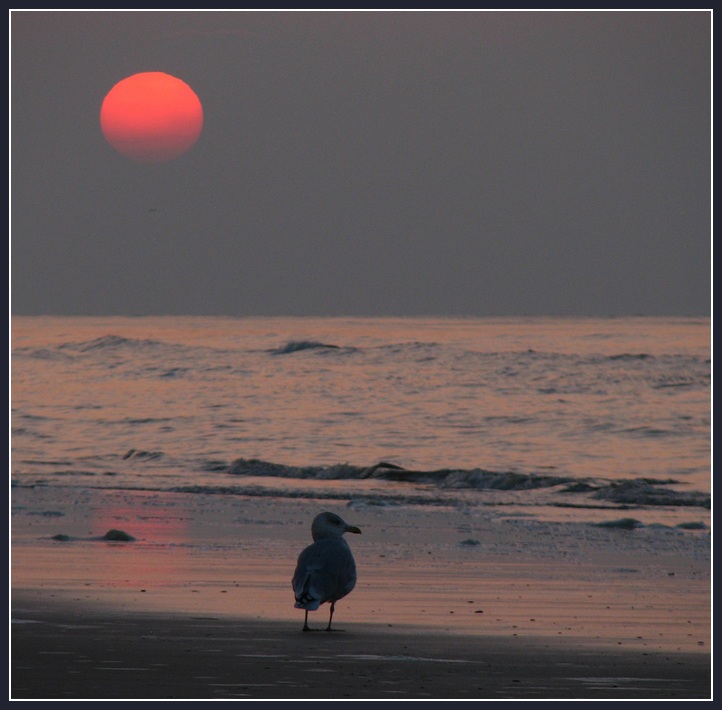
[11,10,711,317]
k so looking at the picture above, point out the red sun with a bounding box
[100,72,203,163]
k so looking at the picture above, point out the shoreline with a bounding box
[11,486,711,699]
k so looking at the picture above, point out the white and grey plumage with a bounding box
[292,511,362,632]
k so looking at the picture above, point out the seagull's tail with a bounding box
[294,575,321,610]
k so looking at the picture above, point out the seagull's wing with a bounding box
[292,538,357,610]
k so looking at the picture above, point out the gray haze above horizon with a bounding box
[11,11,711,317]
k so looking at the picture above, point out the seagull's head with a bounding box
[311,511,362,541]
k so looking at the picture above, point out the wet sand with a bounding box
[10,486,711,699]
[11,602,710,700]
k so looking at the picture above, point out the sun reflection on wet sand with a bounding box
[11,489,709,654]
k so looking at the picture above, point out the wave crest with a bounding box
[269,340,344,355]
[226,458,710,508]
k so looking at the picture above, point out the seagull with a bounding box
[292,511,362,632]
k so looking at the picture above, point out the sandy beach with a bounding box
[10,486,711,700]
[11,603,710,700]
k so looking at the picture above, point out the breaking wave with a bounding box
[269,340,349,355]
[226,458,710,509]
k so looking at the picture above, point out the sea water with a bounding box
[11,316,710,526]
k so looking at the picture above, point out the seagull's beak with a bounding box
[346,525,362,534]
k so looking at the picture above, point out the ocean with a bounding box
[11,315,711,528]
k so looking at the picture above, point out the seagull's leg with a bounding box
[325,601,336,632]
[302,609,311,632]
